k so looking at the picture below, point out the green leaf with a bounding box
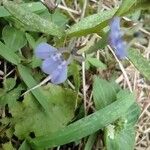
[2,25,27,52]
[3,1,63,38]
[93,76,117,109]
[39,10,68,29]
[3,78,16,91]
[86,32,109,54]
[19,141,31,150]
[66,9,117,37]
[10,84,76,139]
[30,90,134,149]
[116,0,150,16]
[130,0,150,12]
[128,49,150,81]
[0,85,23,107]
[87,57,107,69]
[0,2,46,18]
[105,103,140,150]
[26,34,47,50]
[25,33,36,49]
[66,0,148,38]
[69,62,81,91]
[84,133,97,150]
[31,56,42,69]
[116,0,137,16]
[51,11,68,28]
[17,64,50,112]
[124,103,141,126]
[0,41,21,65]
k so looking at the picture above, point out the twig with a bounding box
[58,5,80,15]
[61,0,77,22]
[107,45,133,92]
[82,53,87,115]
[22,75,51,95]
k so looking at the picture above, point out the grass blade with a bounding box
[128,49,150,81]
[116,0,137,16]
[30,90,134,149]
[17,64,49,112]
[84,133,97,150]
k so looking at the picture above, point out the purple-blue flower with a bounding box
[109,17,127,59]
[35,43,68,84]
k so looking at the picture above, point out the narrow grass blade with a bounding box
[128,49,150,81]
[30,90,134,149]
[17,64,49,112]
[116,0,137,16]
[124,0,150,15]
[84,133,97,150]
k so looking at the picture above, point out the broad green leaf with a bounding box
[0,2,46,18]
[0,85,23,107]
[3,1,63,38]
[2,25,27,52]
[105,125,135,150]
[51,11,68,28]
[26,34,47,50]
[25,33,36,49]
[128,49,150,81]
[0,41,20,65]
[39,10,68,29]
[17,64,50,112]
[105,103,140,150]
[87,57,107,69]
[93,76,116,109]
[66,9,117,37]
[124,103,141,127]
[3,78,16,91]
[116,0,137,16]
[30,90,134,149]
[10,84,76,139]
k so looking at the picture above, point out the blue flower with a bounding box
[35,43,68,84]
[109,17,127,59]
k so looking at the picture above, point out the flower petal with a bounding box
[109,17,128,60]
[110,17,120,32]
[35,43,57,59]
[41,57,61,75]
[51,65,67,84]
[109,17,122,45]
[114,40,127,59]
